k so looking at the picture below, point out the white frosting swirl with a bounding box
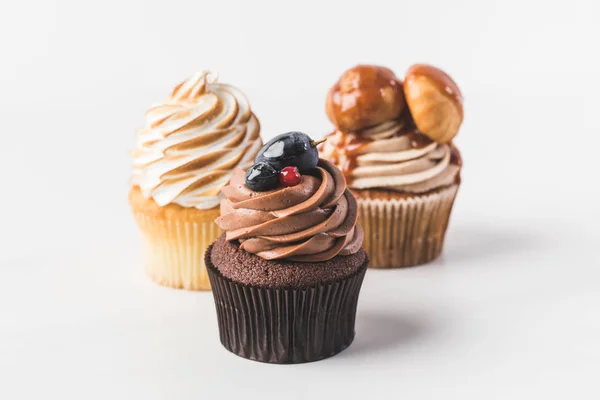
[321,120,460,193]
[131,71,262,209]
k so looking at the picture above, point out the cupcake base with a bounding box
[129,187,222,290]
[355,184,459,268]
[206,238,368,364]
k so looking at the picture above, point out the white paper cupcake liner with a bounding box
[357,184,459,268]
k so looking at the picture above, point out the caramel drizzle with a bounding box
[324,120,434,183]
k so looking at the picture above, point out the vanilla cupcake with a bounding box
[130,71,262,289]
[322,64,463,268]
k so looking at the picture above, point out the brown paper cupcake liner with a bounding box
[132,212,222,290]
[206,246,368,364]
[357,184,459,268]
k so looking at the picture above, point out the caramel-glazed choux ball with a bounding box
[403,64,463,143]
[326,65,406,132]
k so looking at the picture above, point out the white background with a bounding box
[1,0,599,399]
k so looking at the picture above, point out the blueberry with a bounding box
[255,132,325,173]
[245,162,279,192]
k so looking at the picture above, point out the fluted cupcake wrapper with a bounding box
[205,247,368,364]
[357,184,459,269]
[133,212,222,290]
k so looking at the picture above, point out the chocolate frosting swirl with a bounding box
[215,159,363,262]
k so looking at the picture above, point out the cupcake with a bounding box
[130,71,262,290]
[321,64,463,268]
[207,131,368,363]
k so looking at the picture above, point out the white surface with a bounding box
[1,0,600,399]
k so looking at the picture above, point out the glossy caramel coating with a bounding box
[326,65,406,132]
[403,64,463,143]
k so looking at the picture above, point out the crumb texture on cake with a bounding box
[209,234,367,288]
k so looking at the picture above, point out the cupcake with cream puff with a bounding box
[321,64,463,268]
[130,71,262,290]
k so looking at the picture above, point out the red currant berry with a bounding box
[279,166,303,187]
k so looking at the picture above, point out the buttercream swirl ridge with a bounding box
[131,71,262,210]
[321,118,460,193]
[215,159,363,262]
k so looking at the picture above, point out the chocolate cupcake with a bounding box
[207,132,368,364]
[322,64,463,268]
